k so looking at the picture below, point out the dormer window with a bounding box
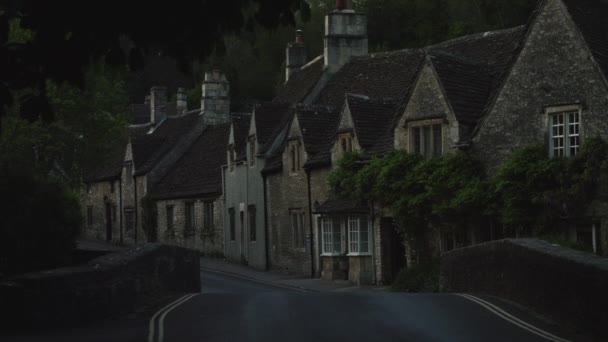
[228,145,235,172]
[248,136,256,167]
[337,132,354,157]
[288,140,301,173]
[409,121,442,159]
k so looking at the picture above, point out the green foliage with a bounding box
[0,166,81,276]
[390,259,440,293]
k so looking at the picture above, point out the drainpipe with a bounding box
[263,173,270,271]
[370,201,377,284]
[221,165,226,256]
[245,159,249,263]
[306,169,314,278]
[119,178,123,244]
[133,176,138,243]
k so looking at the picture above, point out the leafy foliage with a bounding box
[330,139,608,263]
[390,259,440,293]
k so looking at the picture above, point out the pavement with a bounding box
[199,256,390,292]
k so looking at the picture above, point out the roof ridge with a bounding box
[429,25,527,50]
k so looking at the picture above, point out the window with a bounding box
[228,145,235,172]
[411,123,442,159]
[185,202,195,234]
[289,140,301,173]
[86,184,91,194]
[125,209,134,231]
[249,205,256,242]
[125,161,133,184]
[87,206,93,226]
[321,216,342,255]
[291,210,305,248]
[229,207,236,241]
[112,205,117,223]
[337,133,354,155]
[110,181,115,193]
[249,136,256,167]
[166,205,174,231]
[550,111,580,157]
[348,214,370,255]
[204,202,214,229]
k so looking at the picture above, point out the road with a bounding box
[3,268,574,342]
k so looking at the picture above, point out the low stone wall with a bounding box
[440,238,608,339]
[0,243,200,330]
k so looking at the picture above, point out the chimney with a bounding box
[201,70,230,125]
[176,87,188,115]
[150,86,167,125]
[324,0,368,73]
[286,29,308,83]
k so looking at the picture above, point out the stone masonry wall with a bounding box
[395,63,459,154]
[156,197,224,256]
[81,180,121,243]
[474,0,608,173]
[309,167,332,277]
[266,142,311,275]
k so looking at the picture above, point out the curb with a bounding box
[200,267,317,293]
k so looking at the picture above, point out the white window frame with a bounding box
[321,216,342,256]
[547,105,581,157]
[347,214,371,256]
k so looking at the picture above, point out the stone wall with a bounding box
[474,0,608,173]
[0,244,200,330]
[81,180,121,243]
[156,197,224,256]
[266,144,312,275]
[440,238,608,340]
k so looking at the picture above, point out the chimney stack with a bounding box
[201,70,230,125]
[176,87,188,115]
[150,86,167,126]
[286,29,307,82]
[324,0,368,73]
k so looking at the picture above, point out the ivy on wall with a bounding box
[329,138,608,263]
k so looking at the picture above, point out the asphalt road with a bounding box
[3,269,575,342]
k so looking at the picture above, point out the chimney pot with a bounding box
[295,29,303,43]
[336,0,346,10]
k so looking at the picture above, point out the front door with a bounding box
[381,217,406,283]
[105,203,112,241]
[240,210,247,265]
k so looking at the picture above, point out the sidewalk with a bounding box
[200,257,389,292]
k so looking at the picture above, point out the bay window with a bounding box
[348,214,370,255]
[321,216,342,255]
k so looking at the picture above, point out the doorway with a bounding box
[105,202,112,241]
[380,217,406,283]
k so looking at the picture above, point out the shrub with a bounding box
[390,259,440,293]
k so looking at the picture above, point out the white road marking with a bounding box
[148,293,198,342]
[157,293,198,342]
[456,294,571,342]
[201,267,312,292]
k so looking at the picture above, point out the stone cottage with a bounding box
[223,102,291,269]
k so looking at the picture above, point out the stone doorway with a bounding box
[381,217,405,283]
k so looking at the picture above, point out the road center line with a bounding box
[201,267,312,292]
[157,293,199,342]
[455,294,570,342]
[148,293,198,342]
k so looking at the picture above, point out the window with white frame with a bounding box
[321,216,342,255]
[348,214,370,254]
[550,110,580,157]
[410,123,442,159]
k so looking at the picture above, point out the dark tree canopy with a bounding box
[0,0,307,124]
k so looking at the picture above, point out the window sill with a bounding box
[346,253,372,257]
[321,253,343,257]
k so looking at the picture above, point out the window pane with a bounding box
[432,125,442,157]
[249,205,256,241]
[423,126,431,159]
[229,208,235,240]
[360,217,369,253]
[349,215,360,254]
[412,127,421,154]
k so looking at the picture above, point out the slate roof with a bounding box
[562,0,608,81]
[150,124,231,200]
[346,95,399,150]
[273,56,324,104]
[130,112,200,176]
[83,139,127,182]
[315,50,426,108]
[297,105,341,169]
[254,102,293,148]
